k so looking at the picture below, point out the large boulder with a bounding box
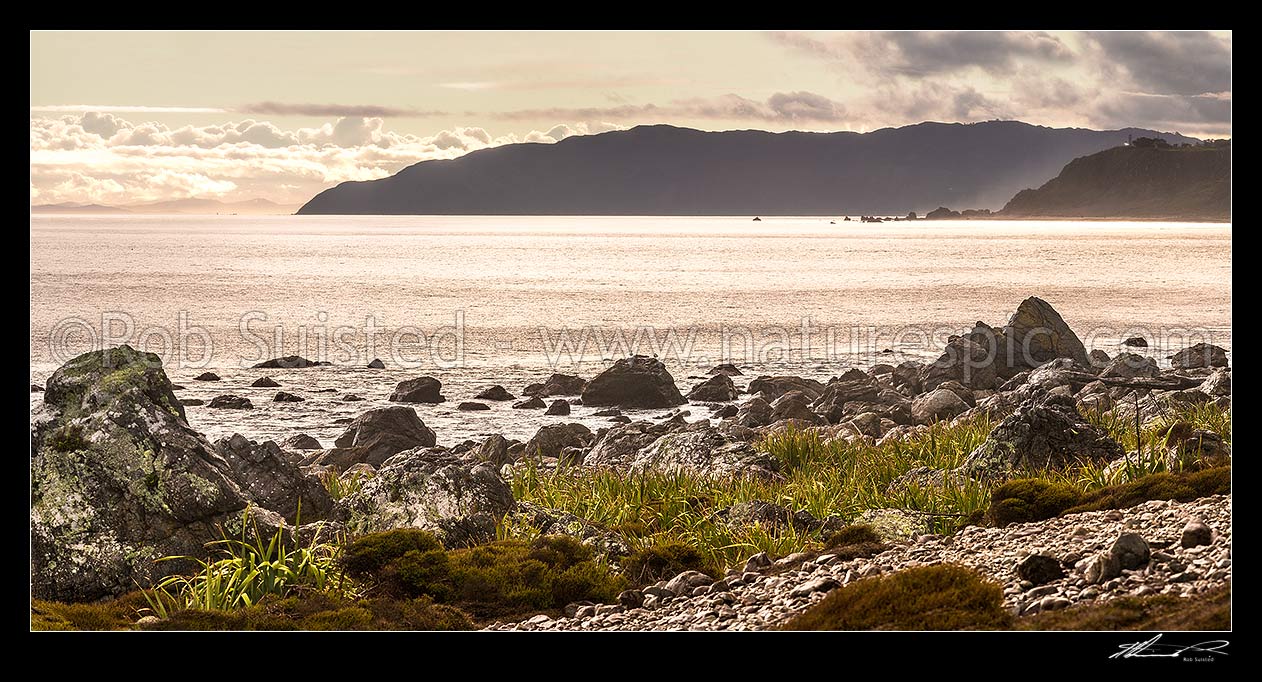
[1000,296,1090,371]
[769,391,825,425]
[216,434,332,523]
[522,423,593,459]
[734,397,774,428]
[1168,343,1229,369]
[389,376,445,403]
[746,376,826,402]
[961,394,1123,477]
[32,346,252,602]
[911,388,970,425]
[304,406,436,472]
[333,448,515,548]
[686,374,738,402]
[581,356,686,408]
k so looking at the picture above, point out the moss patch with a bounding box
[342,530,626,621]
[1065,467,1230,515]
[988,479,1082,526]
[139,593,473,631]
[31,591,152,630]
[618,542,718,587]
[781,564,1012,630]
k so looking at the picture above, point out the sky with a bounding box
[30,30,1232,207]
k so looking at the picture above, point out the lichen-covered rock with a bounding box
[333,448,515,547]
[686,374,738,402]
[32,346,251,602]
[629,427,780,479]
[1168,343,1229,369]
[855,508,930,542]
[961,394,1123,478]
[303,406,436,473]
[216,434,332,522]
[581,356,685,408]
[583,416,689,470]
[389,376,445,403]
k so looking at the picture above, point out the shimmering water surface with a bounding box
[30,215,1232,444]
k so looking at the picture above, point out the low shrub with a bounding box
[987,479,1082,526]
[342,528,443,580]
[618,542,717,587]
[781,564,1012,630]
[823,523,882,549]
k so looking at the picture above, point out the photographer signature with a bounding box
[1111,634,1229,660]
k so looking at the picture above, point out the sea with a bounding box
[30,215,1232,445]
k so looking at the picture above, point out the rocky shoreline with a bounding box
[30,296,1232,630]
[487,494,1231,631]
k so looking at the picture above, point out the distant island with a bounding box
[31,197,301,216]
[297,121,1198,216]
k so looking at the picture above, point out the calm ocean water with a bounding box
[30,215,1232,444]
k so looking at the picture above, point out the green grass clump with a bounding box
[139,593,473,631]
[509,418,997,572]
[343,531,626,620]
[143,507,348,616]
[618,542,718,587]
[320,470,366,501]
[1064,467,1230,515]
[1018,585,1230,631]
[781,564,1012,630]
[988,479,1083,526]
[31,592,151,630]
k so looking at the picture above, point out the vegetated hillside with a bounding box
[1002,144,1230,221]
[298,121,1198,216]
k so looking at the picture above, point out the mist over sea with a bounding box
[30,214,1232,444]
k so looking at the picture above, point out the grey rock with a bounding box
[1100,353,1160,379]
[304,406,436,472]
[283,434,323,450]
[193,372,220,381]
[251,376,280,388]
[273,391,304,402]
[1180,519,1213,548]
[522,423,592,459]
[1111,533,1151,570]
[962,394,1123,478]
[474,385,514,401]
[512,396,547,409]
[1168,343,1228,369]
[1016,554,1064,586]
[367,358,386,369]
[911,388,969,425]
[457,401,490,411]
[389,376,445,403]
[687,374,739,402]
[545,399,571,416]
[216,434,332,523]
[209,394,253,409]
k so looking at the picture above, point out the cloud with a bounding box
[493,91,848,124]
[29,104,228,113]
[768,30,1073,76]
[1083,31,1232,96]
[239,101,448,118]
[29,111,625,206]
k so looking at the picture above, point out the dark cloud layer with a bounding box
[1085,31,1231,96]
